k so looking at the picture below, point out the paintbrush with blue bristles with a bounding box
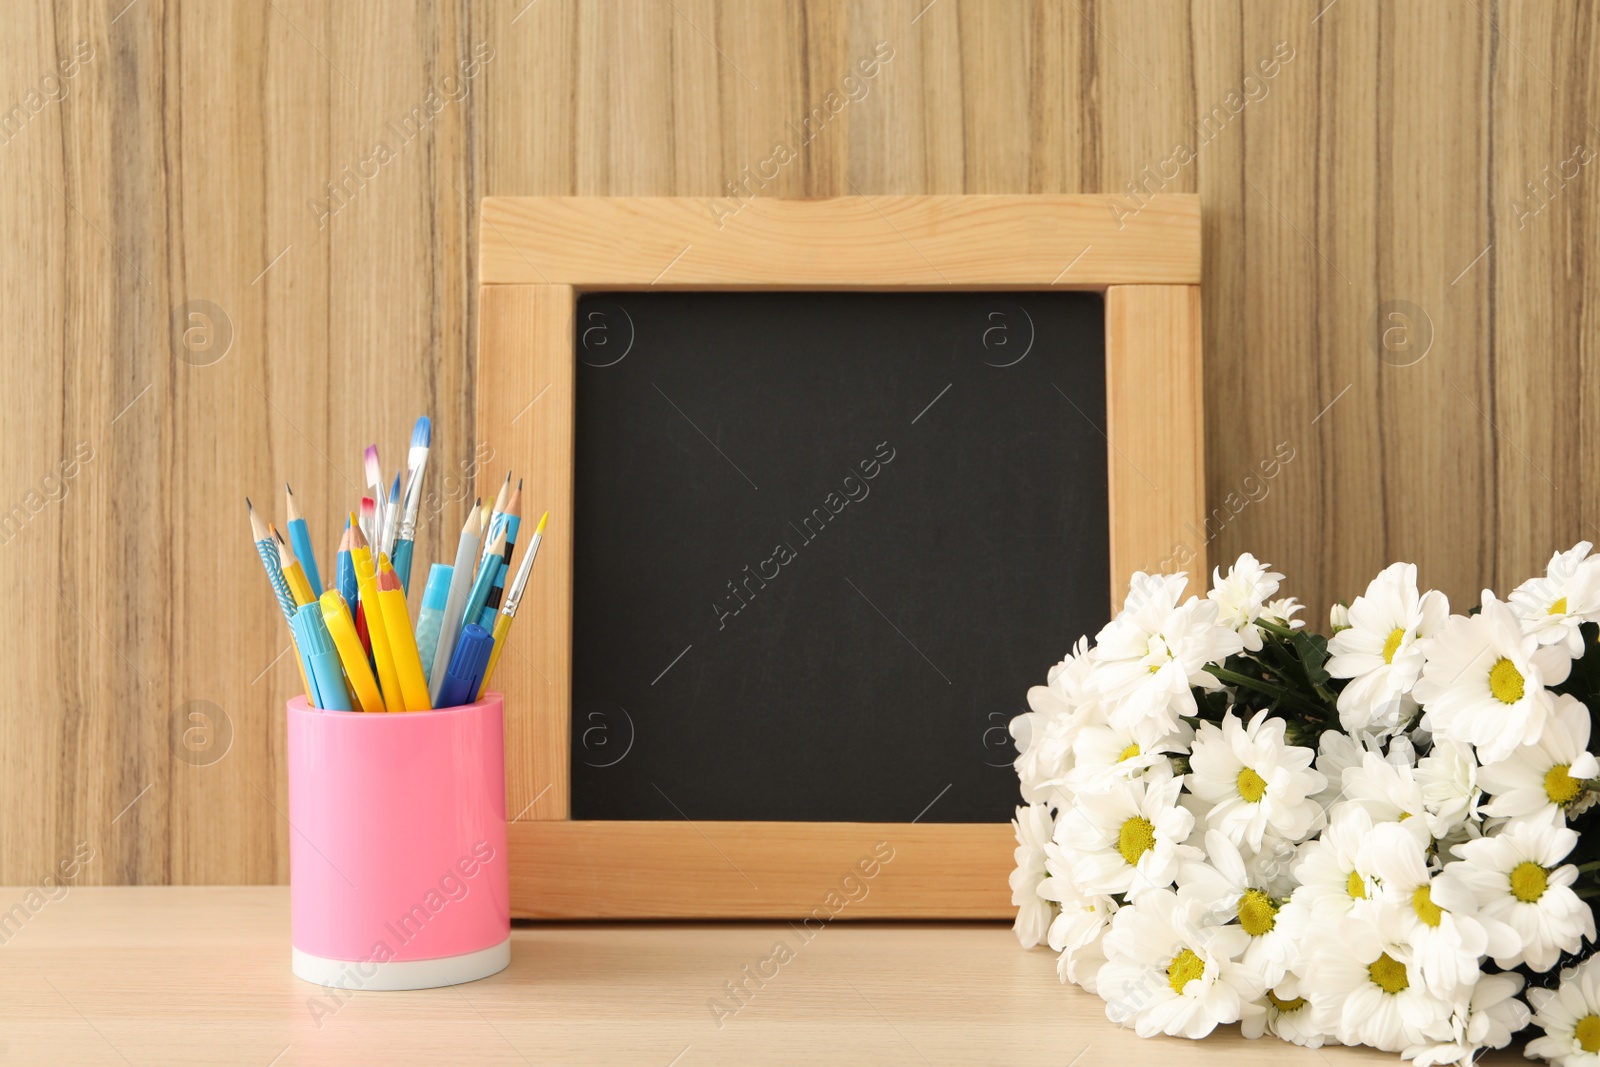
[391,415,431,596]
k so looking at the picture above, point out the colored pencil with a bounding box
[284,482,323,598]
[460,524,507,640]
[478,479,521,627]
[247,499,311,694]
[351,524,404,712]
[335,521,357,618]
[248,499,296,623]
[486,472,512,542]
[479,511,546,698]
[274,524,316,607]
[319,591,385,713]
[428,502,484,707]
[392,416,431,596]
[377,558,432,711]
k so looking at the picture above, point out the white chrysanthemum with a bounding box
[1178,830,1301,988]
[1097,888,1264,1039]
[1445,817,1594,972]
[1241,974,1326,1048]
[1402,970,1528,1067]
[1288,802,1397,921]
[1039,876,1115,992]
[1053,766,1196,900]
[1186,710,1326,851]
[1011,685,1080,803]
[1365,821,1499,994]
[1010,803,1056,948]
[1312,728,1367,808]
[1092,572,1245,737]
[1414,592,1572,764]
[1326,562,1449,735]
[1527,954,1600,1067]
[1509,541,1600,657]
[1330,601,1351,632]
[1064,714,1190,795]
[1304,910,1456,1052]
[1341,749,1441,838]
[1240,832,1302,900]
[1046,635,1098,701]
[1415,738,1482,837]
[1478,693,1600,824]
[1261,596,1304,630]
[1207,553,1284,652]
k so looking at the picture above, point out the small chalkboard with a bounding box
[476,193,1203,918]
[570,291,1109,823]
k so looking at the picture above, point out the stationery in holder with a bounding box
[319,591,385,715]
[286,693,508,990]
[377,557,432,712]
[414,563,453,686]
[437,624,493,709]
[292,604,353,712]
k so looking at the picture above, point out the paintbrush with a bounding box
[392,416,431,596]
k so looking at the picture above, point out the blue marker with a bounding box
[436,624,494,709]
[292,604,353,711]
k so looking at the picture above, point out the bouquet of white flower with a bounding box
[1010,548,1600,1065]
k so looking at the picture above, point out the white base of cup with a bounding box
[292,937,511,991]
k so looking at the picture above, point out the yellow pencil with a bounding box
[273,524,316,607]
[478,511,547,699]
[377,557,432,711]
[350,526,404,712]
[318,591,385,714]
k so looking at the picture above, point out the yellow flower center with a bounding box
[1546,764,1583,805]
[1118,816,1156,866]
[1551,597,1569,616]
[1367,952,1408,994]
[1347,869,1367,899]
[1267,990,1307,1013]
[1510,860,1548,902]
[1489,657,1525,704]
[1576,1015,1600,1053]
[1412,884,1443,927]
[1237,767,1268,802]
[1117,743,1141,762]
[1238,889,1277,936]
[1382,627,1406,664]
[1167,948,1205,995]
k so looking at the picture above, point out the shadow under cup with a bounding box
[285,694,510,990]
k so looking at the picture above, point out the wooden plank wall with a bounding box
[2,0,1595,884]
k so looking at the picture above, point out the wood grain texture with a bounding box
[480,194,1201,286]
[508,821,1010,919]
[5,1,1600,895]
[475,284,575,822]
[1,887,1461,1065]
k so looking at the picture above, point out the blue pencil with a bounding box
[285,483,323,598]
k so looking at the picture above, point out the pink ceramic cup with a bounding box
[286,694,510,990]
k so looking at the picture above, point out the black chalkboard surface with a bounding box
[570,291,1109,823]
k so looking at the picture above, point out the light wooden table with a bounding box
[0,887,1480,1065]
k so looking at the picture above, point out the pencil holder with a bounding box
[285,694,510,990]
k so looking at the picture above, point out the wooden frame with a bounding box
[476,195,1203,919]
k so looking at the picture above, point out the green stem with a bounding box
[1205,665,1292,700]
[1577,861,1600,874]
[1253,617,1299,639]
[1204,664,1333,721]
